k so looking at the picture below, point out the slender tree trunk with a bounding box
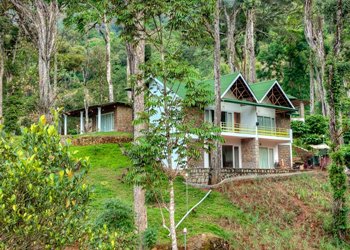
[309,56,315,114]
[224,7,239,73]
[210,0,222,185]
[125,8,148,245]
[0,40,3,124]
[245,7,256,83]
[38,51,51,116]
[169,179,178,250]
[104,15,114,102]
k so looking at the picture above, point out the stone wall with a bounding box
[184,107,204,127]
[241,138,259,168]
[64,135,132,146]
[115,106,133,133]
[276,112,290,129]
[187,167,300,184]
[278,144,292,168]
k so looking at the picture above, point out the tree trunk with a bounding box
[38,51,51,116]
[309,57,315,114]
[210,0,222,185]
[104,14,114,103]
[11,0,59,117]
[245,7,256,83]
[0,40,3,124]
[304,0,328,116]
[125,9,148,244]
[169,180,178,250]
[224,7,239,73]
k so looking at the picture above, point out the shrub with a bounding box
[96,199,134,232]
[142,227,158,249]
[80,224,137,250]
[305,114,328,135]
[0,114,90,249]
[291,120,308,138]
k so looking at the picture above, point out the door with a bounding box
[234,146,240,168]
[259,147,269,168]
[100,112,115,132]
[222,145,233,168]
[234,112,241,132]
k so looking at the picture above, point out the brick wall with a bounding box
[187,167,300,184]
[115,106,133,133]
[183,107,204,126]
[276,113,290,129]
[184,107,205,168]
[278,144,292,169]
[241,138,259,168]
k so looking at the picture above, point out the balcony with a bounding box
[221,122,290,138]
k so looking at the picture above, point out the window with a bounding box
[100,112,115,132]
[221,111,233,128]
[258,116,275,129]
[222,145,240,168]
[205,110,214,123]
[259,147,274,168]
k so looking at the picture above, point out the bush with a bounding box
[291,120,308,138]
[80,224,137,250]
[0,114,90,249]
[96,199,134,232]
[305,114,328,135]
[143,227,158,249]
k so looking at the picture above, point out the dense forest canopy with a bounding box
[0,0,349,131]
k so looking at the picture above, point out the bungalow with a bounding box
[152,73,297,176]
[62,101,133,135]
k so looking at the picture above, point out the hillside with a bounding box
[71,143,349,249]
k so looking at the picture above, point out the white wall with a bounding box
[257,107,275,118]
[241,106,256,128]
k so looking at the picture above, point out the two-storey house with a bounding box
[152,72,297,181]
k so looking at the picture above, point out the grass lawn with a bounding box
[71,143,348,248]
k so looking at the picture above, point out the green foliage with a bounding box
[328,150,348,238]
[142,228,158,249]
[291,120,308,138]
[292,115,328,146]
[0,113,90,249]
[96,199,134,233]
[80,224,137,250]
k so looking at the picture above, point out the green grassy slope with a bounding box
[71,143,349,249]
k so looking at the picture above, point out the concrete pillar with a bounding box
[64,114,68,136]
[300,101,305,120]
[80,111,84,134]
[97,107,102,132]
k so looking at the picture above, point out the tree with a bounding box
[243,0,259,83]
[114,0,148,244]
[10,0,60,116]
[304,0,328,116]
[223,0,241,72]
[65,0,116,103]
[128,65,220,249]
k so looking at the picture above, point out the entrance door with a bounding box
[234,112,241,132]
[259,147,274,168]
[222,145,233,168]
[101,112,115,132]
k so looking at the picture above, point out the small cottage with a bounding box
[62,102,133,135]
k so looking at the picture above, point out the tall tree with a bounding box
[10,0,59,116]
[304,0,328,115]
[65,0,115,103]
[223,0,241,72]
[244,0,259,83]
[212,0,222,184]
[116,0,148,245]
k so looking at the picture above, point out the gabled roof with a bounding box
[249,79,295,109]
[153,73,297,111]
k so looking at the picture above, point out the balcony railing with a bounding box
[221,122,290,138]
